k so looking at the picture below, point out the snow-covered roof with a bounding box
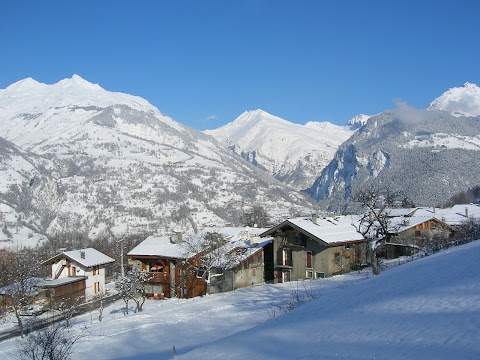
[386,208,417,217]
[128,235,185,259]
[38,276,87,288]
[387,216,439,233]
[201,226,270,244]
[262,216,365,245]
[387,204,480,226]
[43,247,114,268]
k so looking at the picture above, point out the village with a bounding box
[1,202,479,344]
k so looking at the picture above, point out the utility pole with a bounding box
[120,238,125,278]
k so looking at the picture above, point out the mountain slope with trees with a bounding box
[0,76,314,248]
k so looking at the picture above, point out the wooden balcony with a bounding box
[147,272,170,283]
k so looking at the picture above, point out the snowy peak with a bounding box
[224,109,292,130]
[55,74,103,91]
[346,114,371,130]
[0,75,159,114]
[205,110,354,189]
[2,77,47,93]
[428,82,480,117]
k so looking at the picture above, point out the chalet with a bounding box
[127,235,207,299]
[41,248,114,303]
[260,215,368,282]
[388,216,453,239]
[195,226,273,293]
[413,204,480,227]
[386,204,480,227]
[208,237,273,294]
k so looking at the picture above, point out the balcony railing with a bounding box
[147,272,170,283]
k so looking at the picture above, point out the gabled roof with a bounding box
[42,247,114,268]
[201,226,270,243]
[387,216,452,233]
[386,208,418,217]
[261,216,365,246]
[127,235,185,259]
[223,238,273,269]
[387,204,480,226]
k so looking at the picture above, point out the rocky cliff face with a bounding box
[306,109,480,212]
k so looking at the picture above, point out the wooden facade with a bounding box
[128,255,207,299]
[389,217,454,252]
[40,278,86,305]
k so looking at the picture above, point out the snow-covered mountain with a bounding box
[204,110,355,190]
[428,82,480,117]
[345,113,371,130]
[306,108,480,212]
[0,76,314,247]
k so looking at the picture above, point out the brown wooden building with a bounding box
[127,235,207,299]
[38,277,86,305]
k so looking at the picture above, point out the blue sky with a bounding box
[1,1,479,130]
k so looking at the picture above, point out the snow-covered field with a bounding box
[1,241,479,359]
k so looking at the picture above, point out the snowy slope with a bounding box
[205,109,355,189]
[428,82,480,117]
[0,75,183,152]
[0,241,478,360]
[0,77,314,246]
[179,241,480,360]
[0,137,53,247]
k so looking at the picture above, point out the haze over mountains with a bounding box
[306,83,480,211]
[0,76,314,247]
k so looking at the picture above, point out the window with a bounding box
[306,251,312,269]
[316,272,325,279]
[278,248,292,266]
[306,270,313,278]
[415,230,421,237]
[283,270,291,282]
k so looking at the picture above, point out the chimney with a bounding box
[80,251,85,259]
[312,213,318,225]
[170,232,182,243]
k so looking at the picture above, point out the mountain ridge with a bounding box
[0,76,314,248]
[204,109,355,189]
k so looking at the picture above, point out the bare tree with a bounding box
[128,268,152,312]
[115,275,133,315]
[242,205,270,227]
[50,295,84,327]
[353,187,399,275]
[1,248,42,337]
[15,316,86,360]
[180,231,242,293]
[453,218,480,245]
[114,269,152,314]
